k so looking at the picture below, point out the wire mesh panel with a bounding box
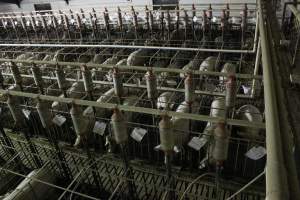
[0,132,266,200]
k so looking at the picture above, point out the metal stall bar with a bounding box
[265,1,300,199]
[0,89,265,129]
[258,0,289,199]
[0,43,256,54]
[1,72,255,99]
[0,59,262,80]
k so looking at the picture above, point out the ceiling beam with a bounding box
[0,0,21,7]
[15,0,20,8]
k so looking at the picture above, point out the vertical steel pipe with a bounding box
[258,1,289,199]
[251,39,261,98]
[265,4,300,198]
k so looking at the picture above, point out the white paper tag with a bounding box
[105,73,113,82]
[52,115,66,126]
[166,80,177,86]
[188,137,208,151]
[70,19,75,24]
[22,109,31,119]
[124,14,131,21]
[154,145,161,151]
[242,85,251,95]
[245,146,266,160]
[131,127,147,142]
[193,16,198,22]
[212,16,218,23]
[174,146,181,153]
[93,121,107,136]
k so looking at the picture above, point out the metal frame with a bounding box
[0,2,275,200]
[259,0,300,199]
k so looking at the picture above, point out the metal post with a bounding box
[258,0,289,199]
[265,3,300,198]
[251,39,261,98]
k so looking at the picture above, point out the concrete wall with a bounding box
[0,0,151,13]
[0,0,256,13]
